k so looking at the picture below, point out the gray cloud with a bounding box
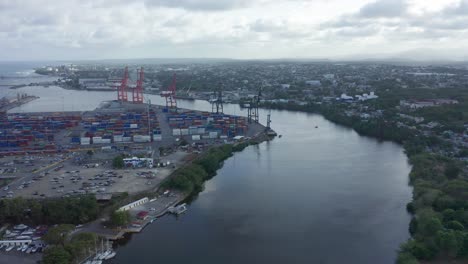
[358,0,407,18]
[248,19,313,40]
[250,19,285,33]
[442,0,468,16]
[162,17,191,27]
[334,26,380,37]
[145,0,251,11]
[1,0,468,60]
[320,0,468,42]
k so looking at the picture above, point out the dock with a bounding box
[0,96,39,112]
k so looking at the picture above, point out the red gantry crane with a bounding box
[117,66,129,102]
[132,67,144,104]
[160,73,177,110]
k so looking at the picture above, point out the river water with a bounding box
[2,70,412,263]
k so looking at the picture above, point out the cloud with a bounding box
[442,0,468,16]
[358,0,407,18]
[144,0,251,11]
[250,19,285,33]
[320,0,468,43]
[1,0,468,60]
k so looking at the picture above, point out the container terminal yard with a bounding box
[0,66,272,263]
[0,100,268,263]
[0,100,266,200]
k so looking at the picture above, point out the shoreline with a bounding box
[0,96,39,112]
[85,131,272,241]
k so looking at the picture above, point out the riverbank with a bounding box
[81,133,272,242]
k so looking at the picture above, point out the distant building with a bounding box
[360,113,371,119]
[137,211,149,220]
[338,93,354,101]
[78,78,118,91]
[355,92,378,101]
[305,80,321,86]
[400,99,459,109]
[399,114,424,123]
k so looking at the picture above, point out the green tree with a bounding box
[29,200,43,223]
[417,214,443,237]
[42,246,72,264]
[43,224,74,245]
[445,162,461,179]
[436,230,462,258]
[446,221,464,231]
[110,210,130,226]
[112,156,124,169]
[442,209,456,222]
[66,232,97,260]
[396,252,419,264]
[400,239,433,260]
[179,138,188,146]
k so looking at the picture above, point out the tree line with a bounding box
[161,142,251,195]
[0,195,99,225]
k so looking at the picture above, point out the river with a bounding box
[2,78,412,263]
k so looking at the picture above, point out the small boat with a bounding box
[278,135,282,138]
[21,245,28,252]
[94,253,102,260]
[168,203,187,215]
[26,247,33,254]
[315,126,318,128]
[99,250,111,260]
[6,245,15,251]
[105,251,116,260]
[266,129,277,137]
[16,245,23,251]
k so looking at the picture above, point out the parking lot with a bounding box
[0,150,188,199]
[0,251,41,264]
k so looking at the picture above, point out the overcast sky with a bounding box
[1,0,468,61]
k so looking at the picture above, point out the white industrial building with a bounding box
[118,197,149,211]
[123,157,154,168]
[355,92,379,101]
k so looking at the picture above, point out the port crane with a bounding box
[186,83,192,95]
[211,83,224,114]
[132,67,144,104]
[117,66,129,102]
[247,86,261,123]
[160,73,177,111]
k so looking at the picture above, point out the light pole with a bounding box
[147,99,151,137]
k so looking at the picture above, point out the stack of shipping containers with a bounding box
[168,110,247,140]
[79,110,160,145]
[0,112,81,156]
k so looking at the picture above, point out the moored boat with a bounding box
[168,203,187,215]
[105,251,116,260]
